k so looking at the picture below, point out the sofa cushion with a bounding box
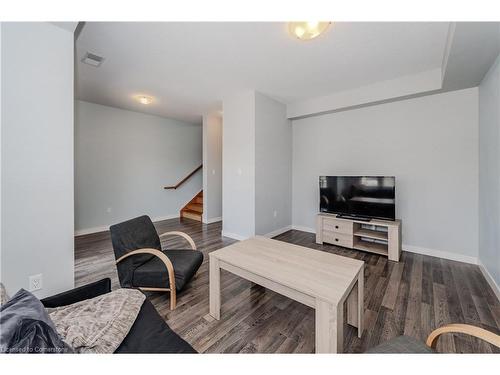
[132,250,203,291]
[0,289,72,353]
[366,335,435,353]
[41,278,112,308]
[115,298,196,353]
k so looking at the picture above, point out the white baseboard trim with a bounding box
[152,214,180,223]
[223,226,292,241]
[203,216,222,224]
[221,231,248,241]
[75,214,180,236]
[263,225,292,238]
[402,244,478,265]
[291,225,316,234]
[477,260,500,302]
[75,225,109,236]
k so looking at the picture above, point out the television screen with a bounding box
[319,176,395,221]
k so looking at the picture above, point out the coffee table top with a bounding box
[209,236,364,304]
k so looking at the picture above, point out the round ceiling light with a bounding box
[288,21,331,41]
[136,95,154,105]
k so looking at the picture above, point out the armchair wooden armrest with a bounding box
[115,248,177,309]
[426,323,500,349]
[159,231,197,250]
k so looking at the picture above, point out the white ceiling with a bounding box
[76,22,451,124]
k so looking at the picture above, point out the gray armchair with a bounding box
[109,215,203,310]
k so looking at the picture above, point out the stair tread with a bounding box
[187,203,203,210]
[181,209,202,222]
[180,191,203,222]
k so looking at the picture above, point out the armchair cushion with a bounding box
[132,250,203,292]
[366,335,435,353]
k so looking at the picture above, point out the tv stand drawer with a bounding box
[323,217,353,234]
[322,232,353,248]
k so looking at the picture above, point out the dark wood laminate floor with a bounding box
[75,218,500,353]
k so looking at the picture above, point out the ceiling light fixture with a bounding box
[288,22,331,41]
[136,95,154,105]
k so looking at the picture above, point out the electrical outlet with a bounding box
[106,207,112,214]
[273,210,278,218]
[212,169,216,175]
[29,274,43,292]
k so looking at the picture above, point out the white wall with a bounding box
[222,92,256,239]
[479,52,500,288]
[202,113,223,223]
[255,92,292,236]
[75,100,202,233]
[1,23,75,298]
[292,88,479,262]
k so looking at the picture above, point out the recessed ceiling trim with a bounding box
[440,22,456,84]
[287,68,442,119]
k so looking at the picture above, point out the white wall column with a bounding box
[1,22,75,298]
[202,113,223,224]
[478,50,500,294]
[222,91,256,239]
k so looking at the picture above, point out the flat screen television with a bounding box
[319,176,396,221]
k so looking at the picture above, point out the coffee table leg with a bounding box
[315,299,343,353]
[209,256,221,320]
[357,267,364,338]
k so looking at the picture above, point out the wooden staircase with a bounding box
[180,191,203,222]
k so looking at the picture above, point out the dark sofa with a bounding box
[41,278,196,353]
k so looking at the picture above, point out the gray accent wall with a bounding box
[1,23,75,298]
[292,88,479,261]
[75,100,202,232]
[222,91,292,239]
[479,52,500,287]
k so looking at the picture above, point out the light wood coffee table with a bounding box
[209,236,364,353]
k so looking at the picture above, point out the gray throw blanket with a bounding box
[47,288,145,353]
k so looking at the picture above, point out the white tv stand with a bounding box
[316,213,401,262]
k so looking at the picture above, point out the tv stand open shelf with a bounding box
[316,213,401,261]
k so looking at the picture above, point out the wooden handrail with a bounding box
[164,164,202,190]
